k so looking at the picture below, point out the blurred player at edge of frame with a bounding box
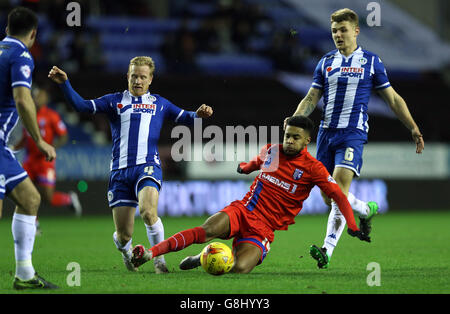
[0,7,58,289]
[131,116,370,274]
[48,57,213,273]
[286,8,424,269]
[12,86,83,234]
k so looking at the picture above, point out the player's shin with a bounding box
[323,202,346,258]
[151,227,206,257]
[347,192,370,218]
[145,217,167,264]
[12,213,37,280]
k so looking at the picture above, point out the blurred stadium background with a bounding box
[0,0,449,217]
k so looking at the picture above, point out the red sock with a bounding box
[151,227,206,258]
[51,192,72,207]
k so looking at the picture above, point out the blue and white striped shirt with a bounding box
[312,47,390,132]
[60,80,197,170]
[0,36,34,146]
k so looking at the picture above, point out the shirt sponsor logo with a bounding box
[117,103,156,114]
[339,67,364,79]
[132,103,156,114]
[260,173,291,192]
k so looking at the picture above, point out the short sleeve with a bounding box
[311,57,325,90]
[10,50,34,89]
[372,56,391,90]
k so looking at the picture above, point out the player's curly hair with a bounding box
[129,56,155,75]
[330,8,359,27]
[286,116,315,135]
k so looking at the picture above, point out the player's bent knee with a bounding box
[232,259,255,274]
[139,206,158,225]
[24,191,41,214]
[116,230,132,244]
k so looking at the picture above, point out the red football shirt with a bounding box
[24,106,67,161]
[238,144,358,231]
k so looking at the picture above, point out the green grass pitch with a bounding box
[0,211,449,294]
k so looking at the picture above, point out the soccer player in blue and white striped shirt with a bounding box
[289,8,424,268]
[48,57,213,273]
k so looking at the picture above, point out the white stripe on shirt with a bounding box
[175,110,184,123]
[90,100,97,113]
[11,81,31,88]
[336,50,363,128]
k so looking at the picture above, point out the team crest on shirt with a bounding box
[293,169,303,180]
[359,57,367,65]
[20,65,31,79]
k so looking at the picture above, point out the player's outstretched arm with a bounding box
[237,144,270,174]
[48,66,96,113]
[378,86,424,154]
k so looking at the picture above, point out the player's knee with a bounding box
[139,206,158,225]
[26,191,41,213]
[201,224,218,241]
[232,259,255,274]
[116,230,132,244]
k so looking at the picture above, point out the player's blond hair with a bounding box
[330,8,359,28]
[128,56,155,75]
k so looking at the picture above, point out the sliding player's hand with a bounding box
[237,163,245,174]
[196,104,213,118]
[347,228,371,243]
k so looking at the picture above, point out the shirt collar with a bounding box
[2,36,27,49]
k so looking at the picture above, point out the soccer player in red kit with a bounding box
[13,86,82,222]
[131,116,370,273]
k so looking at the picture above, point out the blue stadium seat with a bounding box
[85,16,180,34]
[104,50,165,73]
[100,33,164,51]
[196,53,273,75]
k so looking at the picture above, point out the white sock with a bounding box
[347,192,370,218]
[113,231,132,258]
[323,201,346,258]
[12,213,37,280]
[145,218,166,263]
